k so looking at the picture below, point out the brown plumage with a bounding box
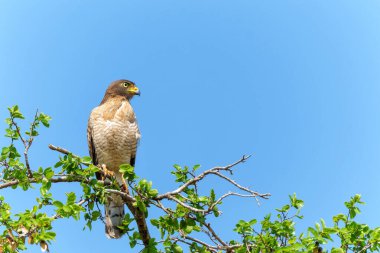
[87,79,149,241]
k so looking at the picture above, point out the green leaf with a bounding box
[289,193,304,209]
[193,164,201,171]
[53,201,63,208]
[370,228,380,242]
[135,197,147,216]
[119,164,136,181]
[42,231,56,241]
[81,156,92,164]
[172,244,183,253]
[333,213,347,224]
[38,112,52,127]
[62,205,71,213]
[5,118,12,125]
[184,225,193,234]
[66,192,76,204]
[149,189,158,197]
[151,219,159,227]
[43,167,54,179]
[331,248,344,253]
[210,189,216,202]
[8,105,24,119]
[323,227,339,234]
[320,218,326,229]
[276,204,290,212]
[92,211,101,221]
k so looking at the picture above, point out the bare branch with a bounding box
[0,175,86,190]
[48,144,73,156]
[211,171,270,199]
[208,192,248,213]
[10,118,33,178]
[156,155,252,200]
[166,195,212,214]
[152,200,173,216]
[358,244,372,253]
[203,222,227,247]
[105,189,136,203]
[23,110,40,178]
[178,234,219,252]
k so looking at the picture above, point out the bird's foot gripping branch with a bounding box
[1,106,380,253]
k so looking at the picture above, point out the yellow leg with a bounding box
[101,164,115,178]
[101,164,130,195]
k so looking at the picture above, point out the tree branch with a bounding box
[156,155,252,200]
[166,195,212,214]
[105,189,136,203]
[0,176,85,190]
[10,118,33,178]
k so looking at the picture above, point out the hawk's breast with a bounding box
[90,100,140,171]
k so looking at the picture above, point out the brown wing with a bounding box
[128,116,140,167]
[87,114,101,179]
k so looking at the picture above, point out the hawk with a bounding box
[87,79,141,239]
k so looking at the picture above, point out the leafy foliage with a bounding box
[0,106,379,252]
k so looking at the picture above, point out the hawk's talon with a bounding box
[98,164,116,181]
[101,164,115,177]
[100,164,130,195]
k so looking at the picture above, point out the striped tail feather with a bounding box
[105,193,125,239]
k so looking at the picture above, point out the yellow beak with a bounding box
[129,86,141,96]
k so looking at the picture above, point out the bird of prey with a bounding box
[87,79,141,239]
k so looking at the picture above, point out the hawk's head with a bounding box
[104,79,141,101]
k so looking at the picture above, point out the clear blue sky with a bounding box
[1,1,380,252]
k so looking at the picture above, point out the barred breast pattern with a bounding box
[90,100,140,175]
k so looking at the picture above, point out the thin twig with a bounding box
[166,195,211,214]
[154,200,173,215]
[0,175,86,190]
[203,222,227,247]
[180,234,219,252]
[211,171,270,199]
[358,244,372,253]
[48,144,93,167]
[208,191,267,212]
[105,189,136,203]
[48,144,73,156]
[156,155,251,200]
[201,227,219,246]
[24,110,39,178]
[10,119,33,178]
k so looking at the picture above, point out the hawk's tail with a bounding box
[105,193,125,239]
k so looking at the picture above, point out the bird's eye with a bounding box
[123,82,129,87]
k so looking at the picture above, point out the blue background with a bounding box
[1,1,380,252]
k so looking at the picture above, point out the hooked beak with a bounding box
[129,86,141,96]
